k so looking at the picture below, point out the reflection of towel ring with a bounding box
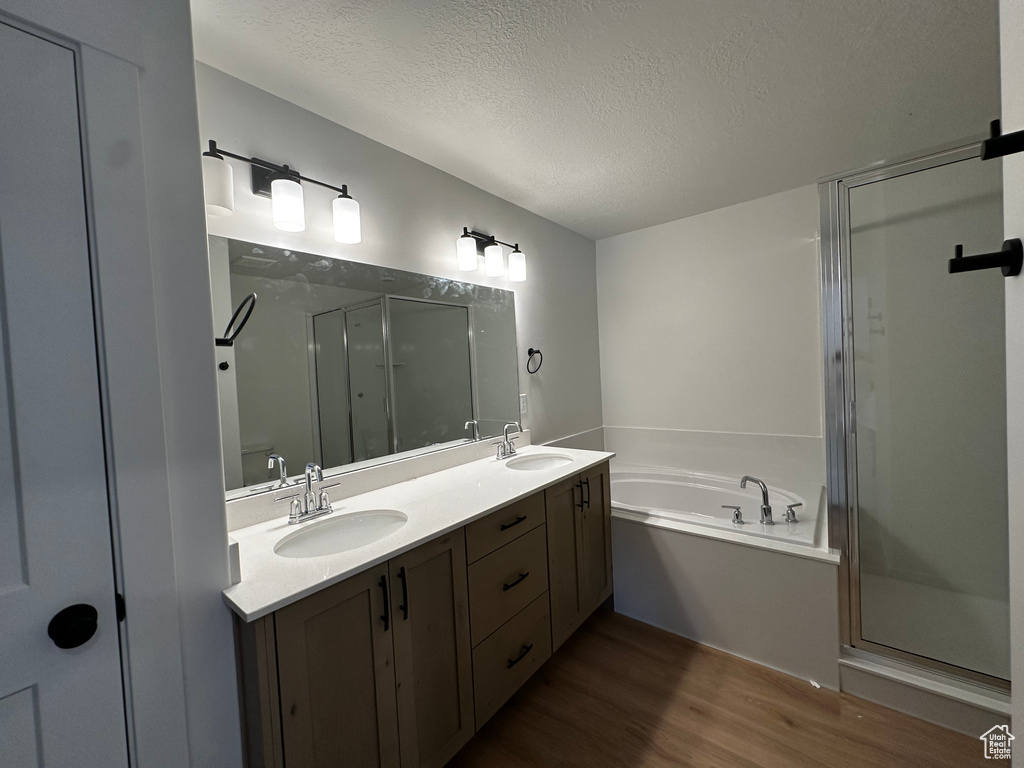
[527,347,543,374]
[216,293,257,347]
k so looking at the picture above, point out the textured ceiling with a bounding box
[191,0,1000,240]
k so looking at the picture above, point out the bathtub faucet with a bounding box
[740,475,773,525]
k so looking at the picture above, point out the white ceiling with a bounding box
[191,0,1000,240]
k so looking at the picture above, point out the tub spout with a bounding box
[740,475,773,525]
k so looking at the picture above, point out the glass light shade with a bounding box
[484,243,504,277]
[202,154,234,217]
[333,195,361,244]
[457,234,478,271]
[271,178,305,232]
[508,248,526,282]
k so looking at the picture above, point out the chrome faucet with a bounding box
[283,463,333,524]
[740,475,773,525]
[465,419,480,441]
[496,422,522,459]
[267,454,290,487]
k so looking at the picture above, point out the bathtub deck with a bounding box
[447,610,988,768]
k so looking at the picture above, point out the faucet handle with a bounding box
[784,503,802,523]
[722,505,744,524]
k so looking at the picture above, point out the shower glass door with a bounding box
[832,145,1009,684]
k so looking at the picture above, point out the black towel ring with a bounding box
[527,347,543,374]
[216,293,257,347]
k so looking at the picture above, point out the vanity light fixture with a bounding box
[201,140,361,242]
[455,227,527,282]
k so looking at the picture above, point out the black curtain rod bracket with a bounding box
[948,239,1022,278]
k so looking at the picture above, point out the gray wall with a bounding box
[196,63,604,448]
[1002,0,1024,751]
[596,185,825,486]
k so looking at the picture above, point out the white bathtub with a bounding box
[610,465,831,559]
[609,463,840,688]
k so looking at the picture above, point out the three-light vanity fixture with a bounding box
[456,228,526,282]
[200,140,361,244]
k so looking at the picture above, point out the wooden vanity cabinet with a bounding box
[545,461,613,651]
[235,463,613,768]
[239,531,473,768]
[388,531,474,768]
[274,564,400,768]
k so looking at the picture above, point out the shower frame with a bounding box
[818,138,1010,691]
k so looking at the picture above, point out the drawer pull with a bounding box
[502,571,530,592]
[506,643,534,669]
[500,515,528,531]
[379,575,390,631]
[398,566,409,620]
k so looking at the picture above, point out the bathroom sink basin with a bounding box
[274,510,408,559]
[506,453,574,471]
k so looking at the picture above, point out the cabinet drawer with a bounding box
[468,525,548,645]
[465,492,545,563]
[472,592,552,728]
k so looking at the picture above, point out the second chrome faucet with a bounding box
[495,422,522,459]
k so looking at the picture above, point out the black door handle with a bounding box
[397,567,409,620]
[500,515,528,531]
[379,576,390,631]
[47,603,98,649]
[506,643,534,669]
[502,572,530,591]
[583,477,591,509]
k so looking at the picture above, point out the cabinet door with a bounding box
[390,530,474,768]
[276,565,400,768]
[545,474,585,651]
[580,461,613,612]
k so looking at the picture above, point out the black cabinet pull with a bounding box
[506,643,534,669]
[397,566,409,620]
[500,515,528,531]
[379,576,390,631]
[575,481,584,513]
[583,477,591,509]
[502,571,530,591]
[47,603,98,649]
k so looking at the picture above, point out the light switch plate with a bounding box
[519,393,528,414]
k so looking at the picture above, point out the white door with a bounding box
[0,21,130,767]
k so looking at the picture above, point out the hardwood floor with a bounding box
[448,610,991,768]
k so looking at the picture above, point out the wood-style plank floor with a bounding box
[448,610,989,768]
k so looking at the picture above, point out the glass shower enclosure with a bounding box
[312,296,476,468]
[820,142,1010,686]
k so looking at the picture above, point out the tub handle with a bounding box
[785,503,802,523]
[723,505,744,525]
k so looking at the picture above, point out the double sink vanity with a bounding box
[224,446,614,768]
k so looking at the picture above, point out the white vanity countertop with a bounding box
[223,445,614,622]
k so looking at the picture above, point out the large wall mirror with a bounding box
[210,237,521,496]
